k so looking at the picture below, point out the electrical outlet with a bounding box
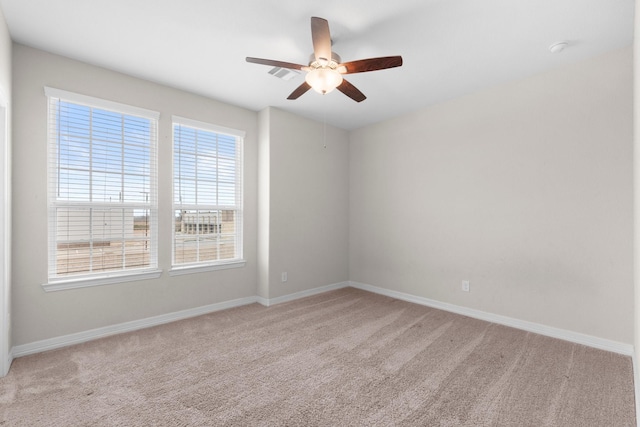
[462,280,470,292]
[281,272,288,283]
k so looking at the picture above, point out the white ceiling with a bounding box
[0,0,634,130]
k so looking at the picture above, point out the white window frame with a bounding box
[170,116,245,276]
[0,89,10,375]
[44,87,161,291]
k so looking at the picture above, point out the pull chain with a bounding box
[323,94,327,149]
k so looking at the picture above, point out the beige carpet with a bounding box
[0,288,635,426]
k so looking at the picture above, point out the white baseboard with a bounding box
[10,280,634,362]
[349,281,634,356]
[11,282,351,359]
[11,296,258,358]
[257,281,350,307]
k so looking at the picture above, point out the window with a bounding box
[172,116,244,272]
[46,88,160,289]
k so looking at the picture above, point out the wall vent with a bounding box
[268,67,300,81]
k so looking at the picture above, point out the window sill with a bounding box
[43,269,163,292]
[169,260,246,277]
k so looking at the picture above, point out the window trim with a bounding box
[44,87,160,121]
[171,116,245,272]
[42,269,163,292]
[44,87,161,290]
[172,116,246,140]
[168,260,246,277]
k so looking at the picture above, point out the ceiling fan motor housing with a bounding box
[308,52,342,69]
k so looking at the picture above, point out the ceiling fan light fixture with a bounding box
[305,67,343,94]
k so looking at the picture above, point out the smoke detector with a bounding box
[548,42,568,53]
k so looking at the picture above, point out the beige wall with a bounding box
[7,38,634,349]
[257,108,270,299]
[350,47,634,344]
[262,107,349,299]
[0,8,9,97]
[11,44,259,346]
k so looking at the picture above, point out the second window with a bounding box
[172,117,244,268]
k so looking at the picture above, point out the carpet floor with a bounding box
[0,288,635,426]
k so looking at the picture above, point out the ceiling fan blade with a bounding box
[311,17,332,63]
[339,56,403,74]
[337,79,366,103]
[246,57,306,70]
[287,82,312,100]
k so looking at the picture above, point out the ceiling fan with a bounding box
[246,17,403,102]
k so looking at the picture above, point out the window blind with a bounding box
[172,116,244,267]
[46,88,159,280]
